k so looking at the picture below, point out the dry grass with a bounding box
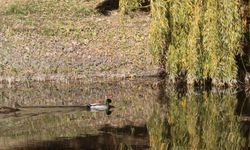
[0,0,156,82]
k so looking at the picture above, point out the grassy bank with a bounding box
[0,0,156,82]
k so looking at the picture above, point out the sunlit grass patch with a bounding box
[1,0,100,39]
[5,3,38,15]
[76,6,96,16]
[3,0,97,17]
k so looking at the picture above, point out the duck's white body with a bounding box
[87,99,113,112]
[88,103,109,111]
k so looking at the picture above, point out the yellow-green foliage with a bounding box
[202,0,220,79]
[202,0,242,81]
[167,0,242,82]
[167,1,198,78]
[119,0,141,14]
[216,1,242,81]
[186,1,202,81]
[149,0,169,63]
[121,0,243,83]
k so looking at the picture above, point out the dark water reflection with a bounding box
[0,79,249,149]
[13,125,149,150]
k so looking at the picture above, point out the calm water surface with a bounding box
[0,79,249,150]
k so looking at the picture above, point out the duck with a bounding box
[87,99,114,112]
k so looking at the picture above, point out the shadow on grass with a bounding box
[95,0,119,16]
[95,0,150,16]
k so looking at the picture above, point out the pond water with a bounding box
[0,78,249,150]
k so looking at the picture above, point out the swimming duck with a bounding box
[87,99,114,112]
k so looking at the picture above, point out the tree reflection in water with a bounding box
[148,81,248,150]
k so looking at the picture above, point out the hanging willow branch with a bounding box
[202,0,220,80]
[120,0,244,85]
[149,0,169,64]
[216,1,242,83]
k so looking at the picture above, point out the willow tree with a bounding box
[120,0,245,86]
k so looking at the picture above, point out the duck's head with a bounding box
[106,99,112,105]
